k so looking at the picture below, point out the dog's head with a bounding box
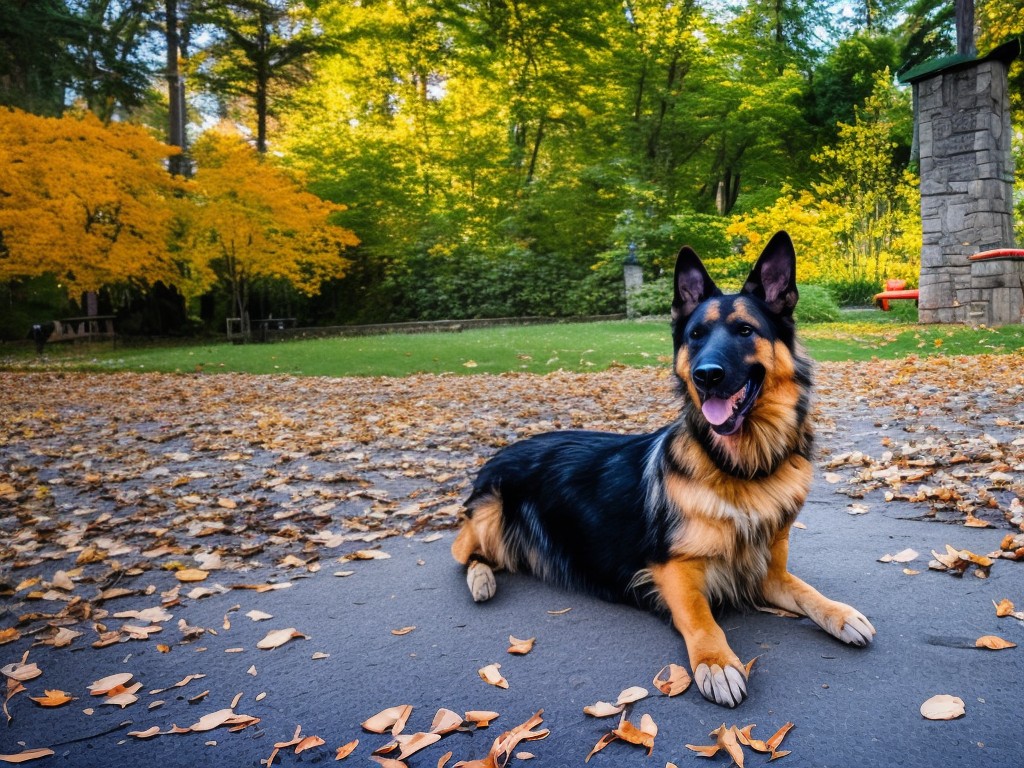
[671,231,805,441]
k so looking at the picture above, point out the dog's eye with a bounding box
[689,326,706,340]
[737,324,755,337]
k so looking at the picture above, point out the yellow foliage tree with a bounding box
[186,128,359,328]
[0,108,188,296]
[729,70,920,298]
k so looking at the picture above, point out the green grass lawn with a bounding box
[3,310,1023,378]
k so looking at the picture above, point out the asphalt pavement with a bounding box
[3,480,1022,768]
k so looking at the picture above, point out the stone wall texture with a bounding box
[916,60,1019,324]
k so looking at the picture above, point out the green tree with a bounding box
[188,0,332,152]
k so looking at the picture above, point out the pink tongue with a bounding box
[702,398,733,426]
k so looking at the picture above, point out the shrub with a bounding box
[794,284,841,323]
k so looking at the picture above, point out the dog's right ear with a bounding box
[672,246,720,325]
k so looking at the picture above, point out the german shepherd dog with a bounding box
[451,231,875,707]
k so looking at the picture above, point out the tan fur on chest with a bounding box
[664,450,812,561]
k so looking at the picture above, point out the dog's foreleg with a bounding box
[761,529,875,646]
[650,559,748,708]
[452,499,504,603]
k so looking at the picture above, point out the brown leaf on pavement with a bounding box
[362,705,414,735]
[478,663,509,689]
[975,635,1016,650]
[507,635,535,655]
[653,663,692,696]
[920,694,965,720]
[335,740,358,760]
[0,748,55,763]
[256,627,308,649]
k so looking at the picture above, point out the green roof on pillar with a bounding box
[898,38,1020,84]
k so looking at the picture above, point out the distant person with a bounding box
[29,322,55,354]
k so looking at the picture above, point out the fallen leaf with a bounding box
[103,692,139,708]
[478,663,509,689]
[429,709,464,735]
[335,740,358,760]
[0,629,20,646]
[128,726,163,739]
[464,711,499,727]
[546,607,572,615]
[585,732,619,762]
[0,748,55,763]
[975,635,1016,650]
[351,550,390,560]
[583,701,624,718]
[879,548,919,563]
[362,705,414,735]
[175,568,209,583]
[993,598,1015,617]
[612,719,656,755]
[256,628,308,650]
[88,672,134,695]
[391,626,416,636]
[396,732,441,760]
[246,610,273,622]
[29,690,75,707]
[0,662,41,683]
[507,635,535,655]
[616,686,648,706]
[296,735,326,754]
[920,694,965,720]
[653,664,691,696]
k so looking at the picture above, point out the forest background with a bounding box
[0,0,1021,340]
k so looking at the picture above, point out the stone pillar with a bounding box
[904,41,1019,323]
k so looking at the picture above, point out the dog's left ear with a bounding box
[742,231,798,316]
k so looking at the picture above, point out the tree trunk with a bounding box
[525,117,545,185]
[165,0,189,176]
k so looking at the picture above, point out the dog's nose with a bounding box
[693,363,725,391]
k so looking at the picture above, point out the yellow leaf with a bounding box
[391,626,415,636]
[994,598,1015,617]
[29,690,75,708]
[175,568,209,583]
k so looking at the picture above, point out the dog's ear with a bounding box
[672,246,720,325]
[741,231,798,316]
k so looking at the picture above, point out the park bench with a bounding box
[50,315,117,342]
[873,279,919,311]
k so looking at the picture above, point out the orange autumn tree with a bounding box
[0,107,188,296]
[186,128,358,329]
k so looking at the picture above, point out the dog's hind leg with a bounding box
[451,498,505,602]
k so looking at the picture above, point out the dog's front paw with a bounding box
[466,560,496,602]
[817,602,875,647]
[693,661,747,708]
